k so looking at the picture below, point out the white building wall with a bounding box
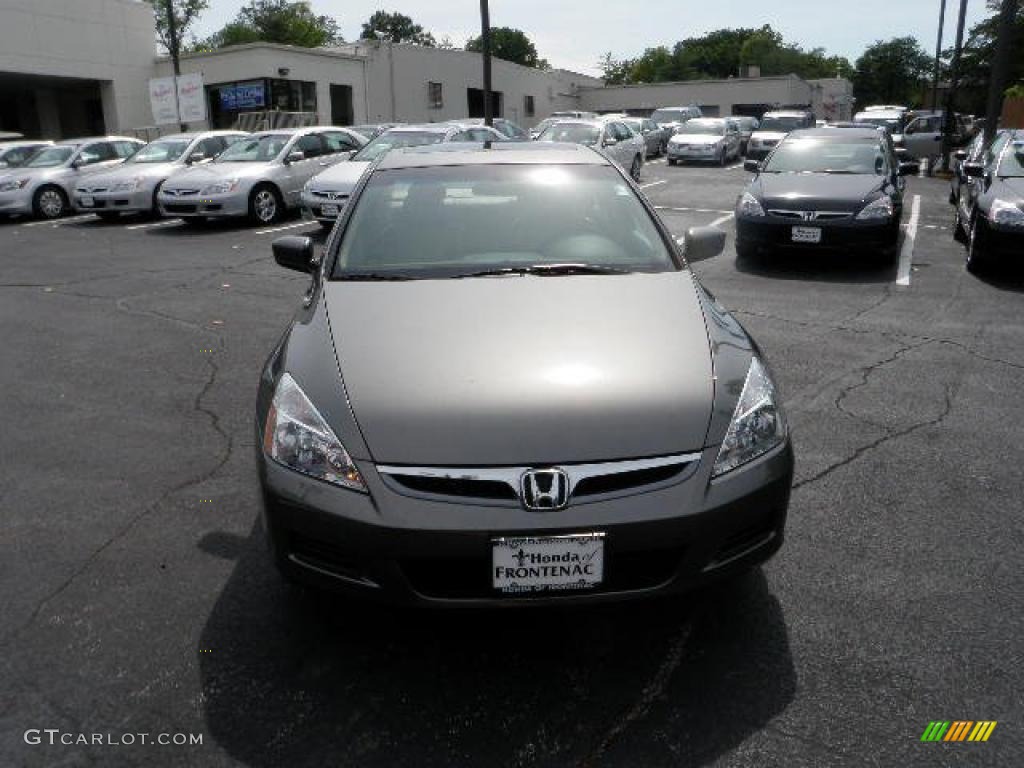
[155,44,369,130]
[0,0,156,134]
[577,75,816,117]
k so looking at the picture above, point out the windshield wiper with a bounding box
[449,263,632,279]
[334,272,416,281]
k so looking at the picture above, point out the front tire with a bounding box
[718,147,727,167]
[629,155,642,182]
[953,206,968,243]
[966,217,989,274]
[249,183,282,225]
[33,186,68,219]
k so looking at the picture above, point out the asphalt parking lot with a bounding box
[1,158,1022,767]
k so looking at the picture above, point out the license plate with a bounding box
[791,226,822,243]
[80,196,94,207]
[492,533,604,594]
[321,204,339,217]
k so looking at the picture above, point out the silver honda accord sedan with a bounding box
[158,126,364,225]
[258,143,793,606]
[73,130,248,219]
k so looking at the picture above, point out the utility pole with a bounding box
[931,0,947,111]
[984,0,1020,143]
[164,1,187,131]
[479,0,493,127]
[940,0,969,173]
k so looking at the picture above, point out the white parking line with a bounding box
[21,214,95,228]
[710,212,735,228]
[639,180,666,190]
[254,220,318,236]
[896,195,920,287]
[124,219,182,231]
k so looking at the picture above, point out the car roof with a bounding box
[761,111,810,118]
[376,142,607,170]
[154,130,247,141]
[60,135,144,144]
[0,139,52,147]
[789,127,884,140]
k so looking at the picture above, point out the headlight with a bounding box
[200,179,239,195]
[737,191,765,217]
[713,357,786,477]
[0,177,30,192]
[991,198,1024,227]
[855,196,894,220]
[262,373,367,492]
[111,178,141,192]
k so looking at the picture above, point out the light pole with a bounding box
[164,1,188,132]
[479,0,493,127]
[930,0,947,111]
[940,0,969,173]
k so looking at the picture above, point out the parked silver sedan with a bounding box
[667,118,742,166]
[158,127,364,225]
[623,117,668,158]
[535,119,645,180]
[0,136,144,219]
[301,123,504,228]
[73,131,248,220]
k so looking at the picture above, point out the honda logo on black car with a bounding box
[520,469,570,510]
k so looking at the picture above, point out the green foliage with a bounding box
[466,27,548,69]
[953,0,1024,114]
[599,26,853,86]
[202,0,341,49]
[152,0,209,58]
[360,11,436,46]
[852,37,932,108]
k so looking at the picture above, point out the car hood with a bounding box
[79,163,177,186]
[324,271,714,465]
[163,162,271,188]
[308,161,370,192]
[753,172,887,210]
[671,134,723,145]
[750,131,787,142]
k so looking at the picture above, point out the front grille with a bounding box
[709,517,777,566]
[289,533,378,587]
[767,209,852,221]
[401,547,683,599]
[165,189,199,197]
[574,463,685,497]
[390,474,517,501]
[312,191,349,201]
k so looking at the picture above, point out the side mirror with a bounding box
[187,152,207,165]
[284,150,304,165]
[272,235,316,273]
[898,161,919,176]
[962,162,984,178]
[682,226,726,262]
[953,150,967,161]
[743,159,761,173]
[602,137,618,147]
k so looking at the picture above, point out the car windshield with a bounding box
[129,140,191,164]
[331,164,675,280]
[26,146,76,168]
[216,134,289,162]
[678,120,725,136]
[352,131,446,162]
[650,109,689,124]
[855,115,904,130]
[532,118,558,133]
[763,139,888,175]
[758,116,805,132]
[1001,140,1024,177]
[537,123,600,146]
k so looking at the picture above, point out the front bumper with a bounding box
[736,214,900,254]
[258,441,794,607]
[668,144,721,162]
[978,216,1024,259]
[300,190,348,223]
[158,190,249,218]
[0,188,33,215]
[74,187,154,214]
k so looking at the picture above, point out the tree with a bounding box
[953,0,1024,115]
[852,37,932,108]
[360,11,435,46]
[203,0,341,49]
[153,0,209,60]
[466,27,548,69]
[599,52,635,85]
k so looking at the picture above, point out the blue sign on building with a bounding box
[219,81,265,111]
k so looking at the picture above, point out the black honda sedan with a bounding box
[735,127,916,261]
[954,129,1024,273]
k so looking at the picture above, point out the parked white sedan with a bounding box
[667,118,742,166]
[535,119,645,180]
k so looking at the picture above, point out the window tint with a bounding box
[78,142,117,165]
[197,137,224,158]
[764,138,888,175]
[113,141,140,158]
[332,165,675,279]
[323,131,361,153]
[985,133,1010,166]
[537,123,600,146]
[295,134,325,158]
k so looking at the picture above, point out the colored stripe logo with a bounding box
[920,721,997,742]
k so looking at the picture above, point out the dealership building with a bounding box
[0,0,852,139]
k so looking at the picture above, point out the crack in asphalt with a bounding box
[793,384,955,492]
[576,622,693,767]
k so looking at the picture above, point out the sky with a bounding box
[190,0,991,77]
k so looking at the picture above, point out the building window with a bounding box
[524,95,535,117]
[428,82,443,109]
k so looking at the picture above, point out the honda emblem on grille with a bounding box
[520,468,570,510]
[801,211,817,221]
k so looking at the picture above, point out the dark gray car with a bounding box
[257,143,793,606]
